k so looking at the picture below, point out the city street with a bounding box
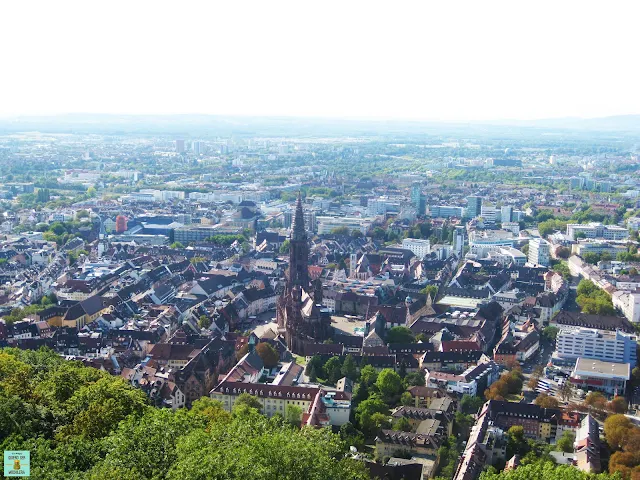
[520,339,556,401]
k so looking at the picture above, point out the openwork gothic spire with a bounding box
[292,191,306,241]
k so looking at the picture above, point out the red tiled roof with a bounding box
[441,340,481,352]
[211,381,319,400]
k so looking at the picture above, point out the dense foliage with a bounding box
[385,326,415,344]
[604,414,640,477]
[485,366,524,400]
[480,459,620,480]
[0,348,367,480]
[576,279,615,316]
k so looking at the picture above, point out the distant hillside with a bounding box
[486,114,640,132]
[0,113,639,137]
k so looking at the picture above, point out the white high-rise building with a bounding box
[192,141,203,155]
[402,238,431,259]
[556,327,637,367]
[528,238,550,266]
[500,206,513,223]
[467,196,482,218]
[175,139,185,153]
[480,205,497,224]
[453,226,466,258]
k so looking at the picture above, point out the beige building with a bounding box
[210,381,318,417]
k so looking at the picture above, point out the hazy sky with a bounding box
[1,1,639,121]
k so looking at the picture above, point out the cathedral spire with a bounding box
[288,191,310,289]
[292,191,306,241]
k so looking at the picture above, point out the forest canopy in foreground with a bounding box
[0,347,367,480]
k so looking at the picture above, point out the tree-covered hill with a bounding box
[0,347,367,480]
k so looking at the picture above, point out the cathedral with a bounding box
[276,193,331,354]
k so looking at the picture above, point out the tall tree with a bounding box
[359,365,378,387]
[324,356,343,384]
[233,393,263,413]
[534,393,560,409]
[556,431,575,453]
[460,394,484,414]
[255,343,280,368]
[386,326,415,344]
[559,380,573,402]
[285,405,302,426]
[341,354,357,381]
[604,414,633,450]
[375,369,404,403]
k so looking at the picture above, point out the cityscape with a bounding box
[2,114,640,479]
[2,1,640,480]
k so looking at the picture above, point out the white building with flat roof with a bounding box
[612,291,640,324]
[555,327,637,367]
[402,238,431,259]
[500,206,513,223]
[566,222,629,241]
[480,205,498,224]
[469,230,517,257]
[528,238,551,267]
[486,246,527,266]
[316,216,375,235]
[571,358,630,395]
[429,205,464,218]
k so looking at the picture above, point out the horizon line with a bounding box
[2,112,640,125]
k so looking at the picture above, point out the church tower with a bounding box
[288,192,310,289]
[276,192,331,354]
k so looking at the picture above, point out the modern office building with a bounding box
[122,192,156,203]
[626,217,640,231]
[469,230,516,256]
[512,210,525,222]
[570,177,585,190]
[429,205,464,218]
[566,223,629,241]
[599,181,612,193]
[480,205,498,224]
[192,141,203,155]
[555,327,637,367]
[467,196,482,218]
[573,241,626,257]
[175,139,185,153]
[426,361,500,397]
[402,238,431,259]
[528,238,550,266]
[411,184,426,215]
[500,206,513,223]
[368,197,402,216]
[316,216,375,235]
[174,225,242,244]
